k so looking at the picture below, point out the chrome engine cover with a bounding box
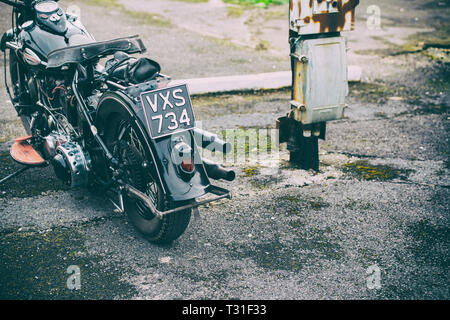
[52,142,91,187]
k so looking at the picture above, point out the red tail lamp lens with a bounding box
[181,158,194,172]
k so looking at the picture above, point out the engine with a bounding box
[27,88,92,188]
[51,141,91,188]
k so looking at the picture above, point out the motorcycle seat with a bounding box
[105,52,161,84]
[46,35,146,69]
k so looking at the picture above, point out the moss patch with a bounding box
[227,6,245,18]
[355,20,450,59]
[242,165,260,177]
[422,48,450,63]
[276,194,301,204]
[276,194,330,210]
[382,219,450,299]
[401,22,450,54]
[249,175,277,190]
[255,40,270,51]
[263,9,286,20]
[343,161,413,181]
[0,119,26,143]
[0,225,136,299]
[191,88,289,118]
[424,63,450,95]
[308,198,330,210]
[348,70,449,115]
[224,0,289,7]
[83,0,171,27]
[406,220,450,270]
[170,0,209,3]
[348,82,419,105]
[226,229,342,271]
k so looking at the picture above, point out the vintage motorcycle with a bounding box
[0,0,235,243]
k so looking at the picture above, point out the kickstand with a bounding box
[0,166,31,186]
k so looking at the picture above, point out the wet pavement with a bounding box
[0,0,449,300]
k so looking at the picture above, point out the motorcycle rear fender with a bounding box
[96,90,212,202]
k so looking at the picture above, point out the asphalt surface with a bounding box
[0,0,449,300]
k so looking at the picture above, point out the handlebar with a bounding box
[0,0,26,9]
[0,0,59,10]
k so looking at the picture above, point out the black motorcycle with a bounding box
[0,0,235,243]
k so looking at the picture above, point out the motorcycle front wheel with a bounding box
[105,113,191,244]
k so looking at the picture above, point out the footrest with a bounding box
[10,136,46,166]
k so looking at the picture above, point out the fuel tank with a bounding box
[18,3,94,62]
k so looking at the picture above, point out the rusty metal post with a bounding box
[278,0,359,171]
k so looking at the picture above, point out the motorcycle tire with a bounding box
[105,113,191,244]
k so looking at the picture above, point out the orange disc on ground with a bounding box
[10,138,46,166]
[14,135,32,142]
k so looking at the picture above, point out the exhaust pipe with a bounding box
[203,158,235,182]
[193,128,231,154]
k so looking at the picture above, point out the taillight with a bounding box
[181,158,194,173]
[173,141,194,174]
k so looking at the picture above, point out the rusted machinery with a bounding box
[278,0,359,170]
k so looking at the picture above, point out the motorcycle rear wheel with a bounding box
[106,114,191,244]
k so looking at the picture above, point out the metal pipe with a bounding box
[123,183,231,219]
[202,158,235,182]
[5,41,21,51]
[0,166,30,186]
[193,128,231,154]
[72,68,117,165]
[106,80,127,90]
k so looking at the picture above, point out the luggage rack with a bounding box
[106,73,171,94]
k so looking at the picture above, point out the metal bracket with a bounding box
[290,53,308,63]
[109,190,125,213]
[123,184,231,219]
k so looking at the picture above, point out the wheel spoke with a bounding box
[115,121,159,217]
[106,117,191,243]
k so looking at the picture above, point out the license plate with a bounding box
[140,84,196,139]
